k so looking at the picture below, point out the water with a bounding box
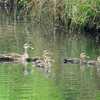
[0,15,100,100]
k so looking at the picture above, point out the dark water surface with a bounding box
[0,15,100,100]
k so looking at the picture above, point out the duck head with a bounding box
[24,43,34,50]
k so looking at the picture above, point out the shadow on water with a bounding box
[0,14,100,100]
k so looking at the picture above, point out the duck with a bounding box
[20,43,34,75]
[64,52,89,64]
[86,57,100,65]
[80,54,100,65]
[10,43,33,75]
[32,50,53,73]
[64,53,100,65]
[3,43,33,62]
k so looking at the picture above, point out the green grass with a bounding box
[64,0,100,30]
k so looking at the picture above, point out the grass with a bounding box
[2,0,99,32]
[1,0,99,29]
[16,0,100,33]
[64,0,100,31]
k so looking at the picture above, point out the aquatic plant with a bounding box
[64,0,100,31]
[29,0,100,32]
[17,0,34,18]
[0,0,99,33]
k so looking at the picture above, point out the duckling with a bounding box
[97,56,100,63]
[80,52,87,60]
[42,50,54,73]
[32,50,53,73]
[80,52,89,64]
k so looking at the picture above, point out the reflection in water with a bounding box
[79,65,96,100]
[0,15,100,100]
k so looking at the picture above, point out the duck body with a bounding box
[64,58,100,65]
[87,60,97,65]
[31,57,45,68]
[0,53,21,63]
[64,58,80,64]
[0,55,14,63]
